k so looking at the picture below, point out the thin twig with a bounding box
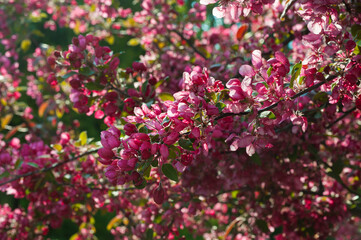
[171,29,208,60]
[326,106,356,129]
[0,149,98,187]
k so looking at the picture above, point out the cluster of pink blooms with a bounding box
[1,0,361,239]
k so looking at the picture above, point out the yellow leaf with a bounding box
[107,216,122,231]
[32,29,45,37]
[21,39,31,52]
[56,108,64,119]
[74,20,81,35]
[79,222,86,230]
[122,18,137,28]
[53,144,62,151]
[127,38,139,46]
[79,131,87,145]
[1,114,13,129]
[69,233,79,240]
[158,42,165,49]
[72,107,79,114]
[1,98,7,106]
[105,35,114,45]
[38,101,49,117]
[123,217,129,226]
[90,4,96,12]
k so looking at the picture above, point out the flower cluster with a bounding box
[1,0,361,239]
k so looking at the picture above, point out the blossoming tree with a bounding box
[1,0,361,239]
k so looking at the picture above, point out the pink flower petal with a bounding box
[239,65,255,77]
[252,50,263,69]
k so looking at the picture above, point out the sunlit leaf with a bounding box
[53,144,63,151]
[290,61,302,89]
[1,113,13,129]
[260,111,276,119]
[38,101,49,117]
[21,39,31,52]
[236,24,248,41]
[128,38,140,46]
[79,131,87,145]
[27,162,39,168]
[158,92,174,101]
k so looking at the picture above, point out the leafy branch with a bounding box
[0,149,99,187]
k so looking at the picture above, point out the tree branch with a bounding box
[171,29,208,60]
[0,149,98,187]
[215,75,337,120]
[326,106,356,129]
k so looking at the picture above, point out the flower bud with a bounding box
[98,148,114,164]
[100,131,121,149]
[124,123,138,136]
[153,185,165,205]
[132,62,147,72]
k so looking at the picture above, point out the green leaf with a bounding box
[151,159,158,167]
[168,148,177,159]
[313,92,328,104]
[355,45,361,55]
[351,24,361,40]
[27,162,39,168]
[139,126,151,134]
[290,61,302,89]
[154,79,165,89]
[259,110,276,119]
[158,92,174,101]
[162,163,178,182]
[142,80,148,95]
[261,81,269,88]
[0,171,10,179]
[267,66,273,77]
[331,82,337,92]
[162,116,170,125]
[178,138,195,151]
[84,81,103,90]
[61,71,77,79]
[251,153,262,165]
[273,226,283,235]
[215,102,226,112]
[14,159,23,169]
[143,165,151,179]
[145,99,154,108]
[145,229,154,240]
[79,67,95,76]
[255,219,269,233]
[332,160,344,176]
[134,178,147,189]
[325,237,335,240]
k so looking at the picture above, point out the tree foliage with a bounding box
[1,0,361,239]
